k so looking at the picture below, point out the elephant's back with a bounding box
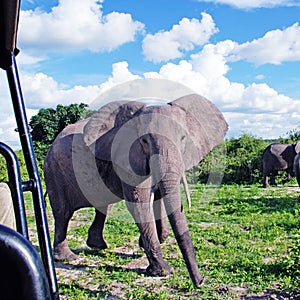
[44,118,90,174]
[263,143,289,159]
[269,143,289,155]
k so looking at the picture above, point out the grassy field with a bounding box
[26,184,300,299]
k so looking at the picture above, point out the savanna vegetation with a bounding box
[1,104,300,299]
[25,184,300,299]
[30,103,91,169]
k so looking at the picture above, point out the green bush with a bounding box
[30,103,90,161]
[0,150,28,182]
[188,134,269,185]
[0,103,91,181]
[223,134,268,184]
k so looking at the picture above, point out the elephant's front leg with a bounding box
[286,169,293,182]
[123,185,173,277]
[139,195,170,249]
[263,174,269,188]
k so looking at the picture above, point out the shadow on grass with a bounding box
[113,251,142,259]
[240,288,300,299]
[215,194,300,216]
[73,247,143,259]
[58,282,116,299]
[56,259,146,275]
[55,248,146,275]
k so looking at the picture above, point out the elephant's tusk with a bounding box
[150,189,154,204]
[181,173,191,209]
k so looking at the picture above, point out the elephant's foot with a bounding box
[86,235,108,250]
[146,260,173,277]
[53,240,78,261]
[193,274,205,288]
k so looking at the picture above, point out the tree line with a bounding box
[1,103,299,185]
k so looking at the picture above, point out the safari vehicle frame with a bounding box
[0,0,59,299]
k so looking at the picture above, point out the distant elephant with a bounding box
[262,141,300,188]
[294,152,300,188]
[44,94,228,287]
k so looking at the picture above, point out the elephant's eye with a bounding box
[141,137,148,144]
[181,135,186,142]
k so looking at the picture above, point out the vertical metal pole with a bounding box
[6,53,59,300]
[0,142,28,239]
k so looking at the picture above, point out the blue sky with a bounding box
[1,0,300,148]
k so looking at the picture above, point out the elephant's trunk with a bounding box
[161,181,203,287]
[149,138,203,286]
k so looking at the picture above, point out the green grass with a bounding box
[26,184,300,299]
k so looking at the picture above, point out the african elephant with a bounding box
[44,94,228,287]
[262,141,300,188]
[294,152,300,182]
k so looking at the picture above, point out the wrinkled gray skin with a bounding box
[262,142,300,188]
[44,94,228,287]
[294,153,300,194]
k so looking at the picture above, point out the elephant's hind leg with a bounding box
[270,171,277,186]
[87,206,111,250]
[53,212,77,261]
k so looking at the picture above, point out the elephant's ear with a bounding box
[294,141,300,153]
[83,100,146,160]
[171,94,228,170]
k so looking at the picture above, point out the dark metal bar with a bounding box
[6,53,59,300]
[0,142,28,239]
[22,179,35,192]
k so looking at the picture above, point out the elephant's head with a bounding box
[293,141,300,154]
[83,94,227,189]
[82,94,228,287]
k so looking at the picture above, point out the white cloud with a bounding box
[16,52,47,66]
[98,32,300,139]
[191,40,237,79]
[149,53,299,116]
[99,62,141,93]
[19,72,102,109]
[0,109,39,149]
[255,74,265,80]
[231,23,300,65]
[198,0,300,9]
[88,45,300,139]
[0,70,27,148]
[142,13,218,63]
[19,0,144,53]
[224,112,300,139]
[0,70,103,148]
[241,83,297,113]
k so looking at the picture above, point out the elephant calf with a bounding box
[44,94,228,287]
